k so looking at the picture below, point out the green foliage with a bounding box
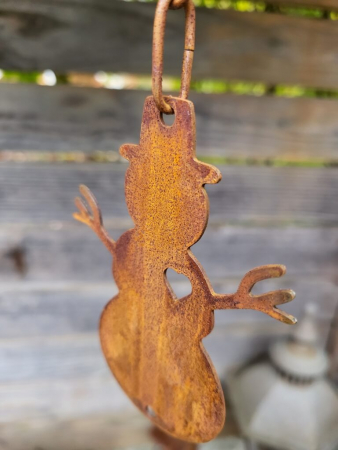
[56,74,69,85]
[139,0,331,17]
[2,69,338,99]
[199,155,330,168]
[0,0,337,99]
[192,79,227,93]
[227,81,266,95]
[194,0,265,11]
[274,85,338,99]
[276,6,324,18]
[191,79,266,95]
[193,0,328,17]
[2,150,331,168]
[0,70,68,85]
[1,71,40,83]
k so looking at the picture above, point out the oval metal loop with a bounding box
[169,0,187,10]
[152,0,195,114]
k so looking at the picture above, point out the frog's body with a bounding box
[74,96,296,443]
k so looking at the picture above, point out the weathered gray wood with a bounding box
[1,296,335,423]
[1,85,338,162]
[0,328,298,422]
[1,2,338,89]
[0,411,239,450]
[0,413,153,450]
[0,283,118,338]
[0,277,336,339]
[1,225,338,281]
[1,163,338,226]
[0,359,133,422]
[0,334,106,383]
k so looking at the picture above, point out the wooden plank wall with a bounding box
[0,84,338,162]
[0,0,338,447]
[1,1,338,88]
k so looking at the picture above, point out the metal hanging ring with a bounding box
[152,0,195,114]
[169,0,188,10]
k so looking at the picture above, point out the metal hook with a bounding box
[152,0,196,114]
[169,0,189,10]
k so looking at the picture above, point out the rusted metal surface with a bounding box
[74,96,296,443]
[152,0,195,114]
[169,0,189,10]
[73,0,296,442]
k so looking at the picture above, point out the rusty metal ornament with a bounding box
[73,0,297,443]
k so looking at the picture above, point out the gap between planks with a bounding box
[0,3,338,88]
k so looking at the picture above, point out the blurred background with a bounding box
[0,0,338,449]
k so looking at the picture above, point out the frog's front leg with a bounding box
[211,265,296,325]
[73,184,116,256]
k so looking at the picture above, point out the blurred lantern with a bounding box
[228,305,338,450]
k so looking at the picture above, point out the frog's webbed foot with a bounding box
[73,184,115,255]
[212,265,296,325]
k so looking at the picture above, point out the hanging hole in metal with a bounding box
[161,110,176,126]
[152,0,195,115]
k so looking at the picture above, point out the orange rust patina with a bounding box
[74,96,296,443]
[73,0,296,443]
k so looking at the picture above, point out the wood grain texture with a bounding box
[0,2,338,89]
[0,328,284,379]
[1,0,338,430]
[0,163,338,226]
[0,411,240,450]
[1,226,338,282]
[0,413,152,450]
[0,275,335,423]
[0,329,300,422]
[1,277,336,340]
[1,85,338,162]
[0,300,335,424]
[0,330,281,384]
